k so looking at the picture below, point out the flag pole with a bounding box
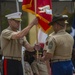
[34,0,39,59]
[16,0,19,12]
[34,0,38,43]
[16,0,25,75]
[16,0,21,31]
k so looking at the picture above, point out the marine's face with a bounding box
[52,23,58,32]
[52,22,62,33]
[9,19,20,31]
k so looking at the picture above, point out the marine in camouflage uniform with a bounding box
[24,61,33,75]
[31,50,49,75]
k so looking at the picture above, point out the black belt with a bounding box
[4,56,21,61]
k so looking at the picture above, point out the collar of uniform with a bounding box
[57,29,65,33]
[7,26,12,30]
[7,26,19,32]
[54,29,65,34]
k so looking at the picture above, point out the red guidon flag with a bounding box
[22,0,52,33]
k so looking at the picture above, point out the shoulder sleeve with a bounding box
[43,36,49,51]
[1,29,16,40]
[45,36,56,55]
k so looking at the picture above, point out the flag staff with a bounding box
[16,0,25,75]
[34,0,39,59]
[34,0,38,43]
[16,0,19,12]
[16,0,21,31]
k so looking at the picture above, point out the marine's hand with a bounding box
[37,56,44,62]
[30,18,38,26]
[34,44,41,51]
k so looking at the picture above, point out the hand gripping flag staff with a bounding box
[22,0,52,59]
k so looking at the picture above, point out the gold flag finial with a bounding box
[61,7,70,15]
